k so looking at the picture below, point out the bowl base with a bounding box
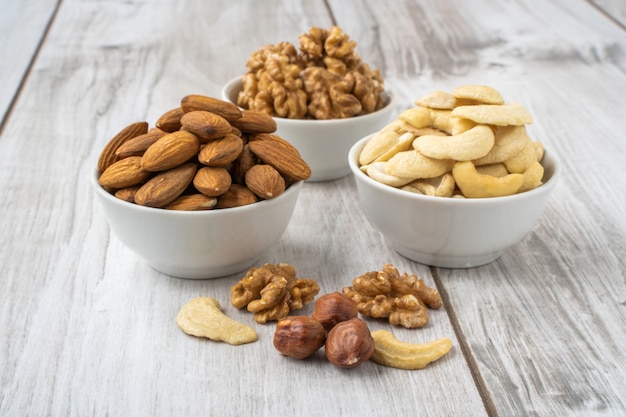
[392,244,504,269]
[147,258,260,279]
[306,168,351,182]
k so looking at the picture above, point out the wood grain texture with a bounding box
[1,0,625,416]
[0,0,58,126]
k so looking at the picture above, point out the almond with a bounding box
[231,110,277,134]
[214,184,258,209]
[245,164,285,199]
[156,107,185,132]
[134,162,198,208]
[114,185,141,203]
[193,166,232,197]
[198,134,243,166]
[248,138,311,181]
[181,95,243,123]
[97,121,148,173]
[180,111,232,143]
[141,131,200,172]
[164,194,217,211]
[231,143,257,184]
[115,131,167,158]
[249,133,302,156]
[98,156,151,189]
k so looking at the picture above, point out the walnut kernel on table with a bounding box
[237,26,387,120]
[231,263,320,323]
[342,264,442,329]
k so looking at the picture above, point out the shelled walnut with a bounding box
[342,264,442,328]
[237,26,386,120]
[231,263,320,323]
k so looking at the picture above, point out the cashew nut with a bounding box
[452,161,523,198]
[519,161,544,193]
[414,90,457,109]
[473,125,530,166]
[503,139,538,174]
[402,173,456,197]
[399,106,475,136]
[452,84,504,105]
[366,162,416,187]
[413,125,495,161]
[176,297,258,345]
[371,330,452,370]
[475,163,509,177]
[386,150,455,179]
[451,102,533,126]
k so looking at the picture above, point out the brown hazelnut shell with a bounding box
[273,316,326,359]
[325,317,375,368]
[312,292,358,333]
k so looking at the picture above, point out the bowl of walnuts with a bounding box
[92,95,311,279]
[348,85,560,268]
[222,26,396,182]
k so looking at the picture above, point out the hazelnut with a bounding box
[273,316,326,359]
[324,317,375,368]
[312,292,358,332]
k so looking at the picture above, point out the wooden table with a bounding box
[1,1,625,416]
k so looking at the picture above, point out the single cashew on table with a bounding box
[231,263,320,323]
[371,330,452,370]
[237,25,386,120]
[176,297,258,345]
[342,264,443,328]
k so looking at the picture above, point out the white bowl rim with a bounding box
[221,76,396,126]
[348,134,561,205]
[91,167,303,217]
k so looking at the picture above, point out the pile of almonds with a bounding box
[97,95,311,210]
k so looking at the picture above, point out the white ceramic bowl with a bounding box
[221,76,396,182]
[92,169,303,279]
[348,135,560,268]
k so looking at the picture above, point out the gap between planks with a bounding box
[431,266,501,417]
[0,0,64,137]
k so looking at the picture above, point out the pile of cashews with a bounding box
[359,85,545,198]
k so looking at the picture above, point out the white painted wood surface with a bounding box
[1,0,624,416]
[0,0,58,123]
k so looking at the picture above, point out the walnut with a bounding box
[237,42,308,119]
[231,263,320,323]
[342,264,442,329]
[238,26,386,120]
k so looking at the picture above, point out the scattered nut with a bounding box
[342,264,442,329]
[325,318,375,368]
[231,263,320,323]
[371,330,452,370]
[176,296,258,346]
[311,292,358,333]
[273,316,326,359]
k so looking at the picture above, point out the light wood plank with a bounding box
[0,0,58,124]
[591,0,626,27]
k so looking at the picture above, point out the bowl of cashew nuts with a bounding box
[348,85,561,268]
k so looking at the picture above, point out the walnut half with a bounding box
[342,264,442,328]
[231,263,320,323]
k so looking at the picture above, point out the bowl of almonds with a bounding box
[348,85,560,268]
[92,95,311,279]
[222,26,396,182]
